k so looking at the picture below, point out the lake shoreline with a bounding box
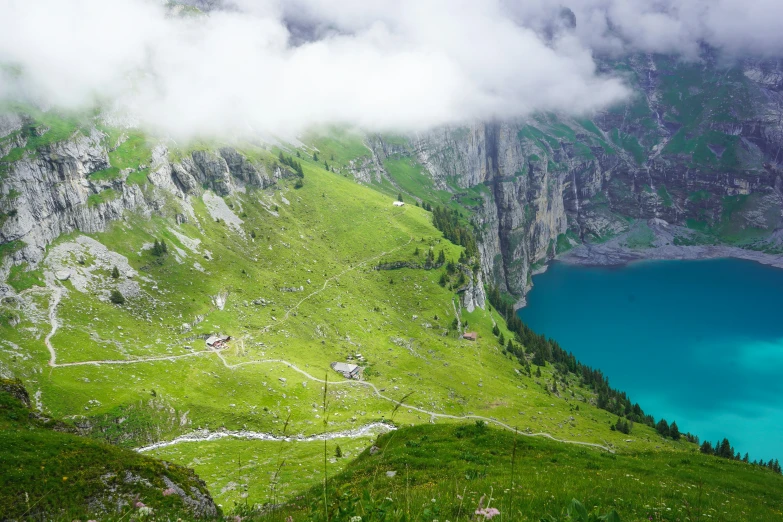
[560,242,783,270]
[516,256,783,461]
[515,219,783,309]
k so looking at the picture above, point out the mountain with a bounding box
[1,51,783,519]
[361,54,783,300]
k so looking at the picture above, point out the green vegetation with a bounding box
[610,129,646,165]
[431,205,478,258]
[657,185,673,207]
[2,77,781,518]
[382,157,452,207]
[109,289,126,305]
[0,379,218,521]
[248,423,783,521]
[87,188,120,207]
[688,190,711,203]
[0,239,23,262]
[7,263,45,292]
[108,131,152,171]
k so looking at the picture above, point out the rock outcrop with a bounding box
[369,55,783,301]
[0,127,274,290]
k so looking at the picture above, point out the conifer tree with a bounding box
[111,266,120,279]
[656,419,670,437]
[670,421,681,441]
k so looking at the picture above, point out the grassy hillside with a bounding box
[0,116,693,511]
[2,107,780,519]
[252,423,783,521]
[0,379,218,521]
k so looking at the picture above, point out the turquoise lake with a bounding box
[518,258,783,462]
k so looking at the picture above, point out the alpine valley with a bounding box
[1,2,783,521]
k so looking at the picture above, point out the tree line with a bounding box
[278,152,304,177]
[699,439,781,473]
[431,206,478,258]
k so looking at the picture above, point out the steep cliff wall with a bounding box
[0,123,281,293]
[372,55,783,300]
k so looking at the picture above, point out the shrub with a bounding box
[109,290,125,305]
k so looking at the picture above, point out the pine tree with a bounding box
[397,193,403,202]
[498,332,505,346]
[335,445,342,458]
[670,421,681,441]
[437,250,445,264]
[492,324,500,336]
[313,152,318,161]
[656,419,670,437]
[111,266,120,279]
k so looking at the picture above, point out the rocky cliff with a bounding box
[0,122,286,292]
[368,54,783,301]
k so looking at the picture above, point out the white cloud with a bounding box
[0,0,780,140]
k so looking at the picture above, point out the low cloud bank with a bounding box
[0,0,779,139]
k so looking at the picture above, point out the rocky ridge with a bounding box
[0,125,293,294]
[366,55,783,302]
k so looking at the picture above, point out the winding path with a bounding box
[44,211,412,369]
[40,207,613,454]
[44,286,62,367]
[214,355,613,453]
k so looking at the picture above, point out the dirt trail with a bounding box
[42,207,612,453]
[44,286,62,367]
[46,210,412,368]
[216,356,614,453]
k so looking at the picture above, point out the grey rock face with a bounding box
[0,129,155,268]
[459,268,487,313]
[0,127,271,286]
[0,113,24,139]
[378,57,783,301]
[219,147,270,188]
[191,150,233,195]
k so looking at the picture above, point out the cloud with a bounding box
[0,0,780,140]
